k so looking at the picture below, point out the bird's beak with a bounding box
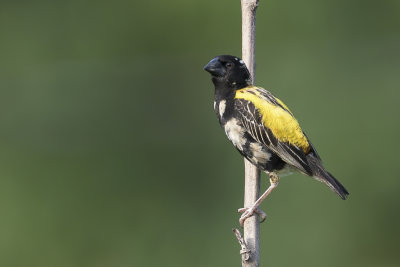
[204,57,225,77]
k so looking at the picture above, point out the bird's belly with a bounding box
[224,118,270,165]
[223,117,286,173]
[246,142,272,166]
[248,144,287,173]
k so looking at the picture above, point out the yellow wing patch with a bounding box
[235,86,310,153]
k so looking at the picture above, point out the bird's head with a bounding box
[204,55,252,90]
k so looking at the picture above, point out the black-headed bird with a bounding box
[204,55,349,226]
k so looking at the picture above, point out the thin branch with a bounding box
[240,0,260,267]
[233,228,251,262]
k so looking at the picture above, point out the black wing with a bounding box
[234,89,314,175]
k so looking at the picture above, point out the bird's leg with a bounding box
[238,172,279,227]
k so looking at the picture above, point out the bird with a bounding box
[204,55,349,226]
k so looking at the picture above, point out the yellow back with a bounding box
[235,86,310,153]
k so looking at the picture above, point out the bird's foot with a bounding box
[269,172,279,185]
[238,206,267,227]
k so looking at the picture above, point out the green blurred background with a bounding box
[0,0,399,266]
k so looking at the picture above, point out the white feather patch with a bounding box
[250,142,271,164]
[224,118,246,150]
[219,100,226,117]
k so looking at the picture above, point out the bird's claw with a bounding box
[238,207,267,227]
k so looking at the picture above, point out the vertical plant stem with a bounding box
[241,0,260,266]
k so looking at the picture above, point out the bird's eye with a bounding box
[226,62,233,68]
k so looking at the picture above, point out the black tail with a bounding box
[321,171,349,200]
[307,155,349,200]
